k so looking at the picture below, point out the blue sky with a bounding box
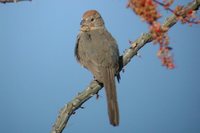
[0,0,200,133]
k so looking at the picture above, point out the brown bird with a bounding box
[75,10,120,126]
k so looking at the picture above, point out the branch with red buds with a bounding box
[127,0,200,69]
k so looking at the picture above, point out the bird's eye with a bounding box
[91,18,94,22]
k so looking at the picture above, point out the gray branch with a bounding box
[51,0,200,133]
[0,0,31,3]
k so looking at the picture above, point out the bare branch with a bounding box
[51,0,200,133]
[0,0,31,4]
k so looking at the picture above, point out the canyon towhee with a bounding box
[75,10,120,126]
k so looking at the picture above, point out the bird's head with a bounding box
[80,10,105,32]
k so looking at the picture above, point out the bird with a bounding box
[75,10,120,126]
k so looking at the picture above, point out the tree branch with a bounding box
[51,0,200,133]
[0,0,31,3]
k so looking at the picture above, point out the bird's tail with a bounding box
[103,68,119,126]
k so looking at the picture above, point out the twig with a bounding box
[153,0,174,13]
[51,0,200,133]
[0,0,31,3]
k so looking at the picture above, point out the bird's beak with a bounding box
[80,19,90,32]
[80,19,85,25]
